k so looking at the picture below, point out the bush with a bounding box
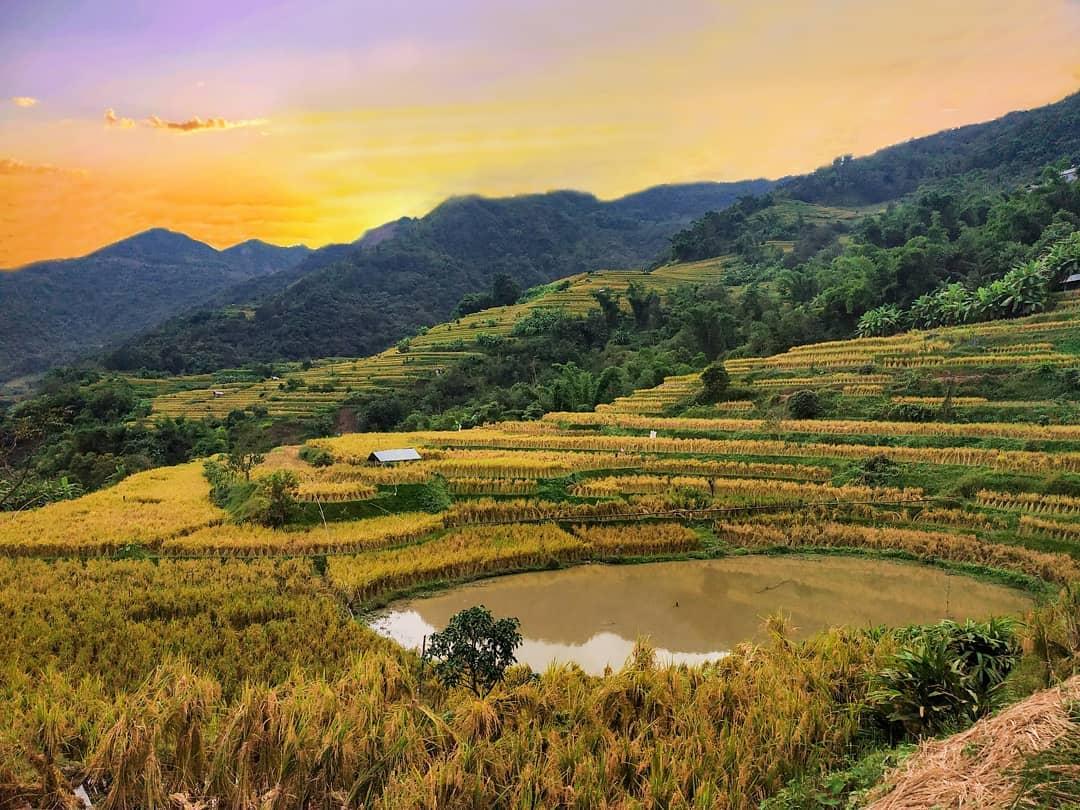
[1042,474,1080,498]
[424,606,522,697]
[235,470,300,527]
[944,471,993,500]
[851,454,902,487]
[203,459,235,507]
[696,361,731,405]
[787,389,820,419]
[299,446,333,468]
[870,618,1020,738]
[886,403,935,423]
[418,476,453,513]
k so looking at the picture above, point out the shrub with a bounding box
[418,476,453,513]
[944,471,993,500]
[299,446,333,468]
[697,361,731,405]
[870,619,1020,738]
[235,471,300,528]
[886,403,935,423]
[424,605,522,697]
[203,459,235,508]
[787,389,821,419]
[851,454,902,487]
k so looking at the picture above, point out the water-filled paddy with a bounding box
[371,555,1032,674]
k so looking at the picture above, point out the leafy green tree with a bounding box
[233,470,299,527]
[697,361,731,404]
[626,283,661,329]
[787,389,821,419]
[418,476,453,513]
[257,471,300,527]
[997,259,1051,316]
[1043,231,1080,282]
[681,303,738,360]
[226,423,266,480]
[424,606,523,697]
[591,289,621,328]
[856,304,903,337]
[491,273,522,307]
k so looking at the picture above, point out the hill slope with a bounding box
[104,181,774,374]
[1,297,1077,808]
[0,229,311,380]
[781,90,1080,205]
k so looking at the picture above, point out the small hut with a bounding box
[368,448,422,466]
[1062,272,1080,292]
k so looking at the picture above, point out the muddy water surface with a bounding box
[370,556,1032,674]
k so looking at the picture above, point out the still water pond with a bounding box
[370,556,1032,675]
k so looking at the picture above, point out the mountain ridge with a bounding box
[102,179,775,374]
[0,233,314,381]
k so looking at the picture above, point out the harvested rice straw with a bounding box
[867,675,1080,810]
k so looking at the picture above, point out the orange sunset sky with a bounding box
[2,0,1079,268]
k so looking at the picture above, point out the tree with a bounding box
[787,389,821,419]
[681,303,738,360]
[233,470,299,527]
[1043,231,1080,283]
[491,273,522,307]
[591,289,621,328]
[226,423,266,480]
[697,361,730,404]
[856,304,903,337]
[424,606,522,697]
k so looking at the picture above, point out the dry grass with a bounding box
[867,676,1080,810]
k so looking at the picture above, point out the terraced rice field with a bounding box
[5,298,1078,810]
[145,258,740,419]
[604,293,1080,415]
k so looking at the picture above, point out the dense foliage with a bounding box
[0,370,320,509]
[322,171,1080,433]
[0,230,309,381]
[102,182,771,374]
[0,371,222,509]
[424,605,523,697]
[781,91,1080,205]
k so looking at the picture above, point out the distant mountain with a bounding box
[607,181,773,219]
[0,230,310,381]
[219,239,313,275]
[104,180,774,374]
[782,90,1080,205]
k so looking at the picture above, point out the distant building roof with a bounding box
[1064,272,1080,284]
[368,448,422,463]
[1062,167,1078,182]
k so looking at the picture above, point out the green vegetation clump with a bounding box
[869,618,1020,738]
[787,389,821,419]
[424,605,523,697]
[697,360,731,404]
[298,445,333,467]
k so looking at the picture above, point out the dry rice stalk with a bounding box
[867,675,1080,809]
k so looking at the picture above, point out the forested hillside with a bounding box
[0,230,310,381]
[781,90,1080,205]
[102,181,773,374]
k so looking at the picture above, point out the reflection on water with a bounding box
[370,556,1031,675]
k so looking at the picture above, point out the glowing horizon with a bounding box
[2,0,1079,268]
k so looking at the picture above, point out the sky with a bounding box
[1,0,1079,268]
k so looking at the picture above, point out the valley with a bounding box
[2,87,1080,808]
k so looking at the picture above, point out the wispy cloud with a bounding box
[11,96,38,108]
[145,114,267,133]
[103,108,136,129]
[0,157,83,176]
[103,107,266,133]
